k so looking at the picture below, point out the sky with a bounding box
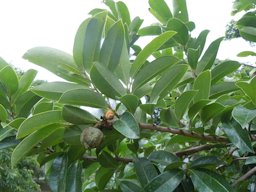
[0,0,254,81]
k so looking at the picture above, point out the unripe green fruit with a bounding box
[80,127,104,149]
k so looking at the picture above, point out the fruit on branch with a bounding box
[80,127,104,149]
[104,109,115,120]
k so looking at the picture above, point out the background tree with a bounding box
[0,0,256,191]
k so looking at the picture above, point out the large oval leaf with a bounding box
[31,82,86,100]
[130,31,176,77]
[12,124,63,167]
[90,62,126,99]
[148,150,179,166]
[132,56,179,91]
[17,110,63,139]
[59,88,108,108]
[232,105,256,128]
[190,169,232,192]
[144,169,184,192]
[23,47,88,85]
[149,0,173,24]
[236,77,256,105]
[0,66,18,95]
[120,180,142,192]
[193,70,211,102]
[150,64,188,102]
[0,104,8,122]
[113,111,140,139]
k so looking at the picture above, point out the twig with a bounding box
[83,155,133,164]
[232,166,256,187]
[139,123,228,143]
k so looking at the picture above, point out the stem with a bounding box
[232,166,256,187]
[139,123,228,143]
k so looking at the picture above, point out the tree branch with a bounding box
[139,123,228,143]
[232,166,256,187]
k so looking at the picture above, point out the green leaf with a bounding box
[232,105,256,128]
[193,70,211,102]
[73,13,106,71]
[190,169,232,192]
[133,56,179,91]
[236,77,256,105]
[120,94,140,114]
[222,122,253,153]
[211,60,240,83]
[201,102,225,123]
[148,150,179,166]
[116,1,131,25]
[13,69,37,101]
[17,110,62,139]
[59,88,108,108]
[130,31,177,77]
[237,51,256,57]
[175,90,198,119]
[0,127,15,141]
[113,111,140,139]
[32,82,85,100]
[62,105,98,125]
[149,0,173,24]
[166,18,189,45]
[33,101,53,114]
[190,156,223,168]
[138,25,162,36]
[172,0,189,22]
[144,169,184,192]
[23,47,88,84]
[90,62,126,99]
[196,37,223,74]
[245,156,256,165]
[0,57,8,70]
[64,126,82,146]
[100,20,124,71]
[66,161,83,192]
[188,100,211,120]
[12,124,62,167]
[95,167,115,190]
[187,47,200,70]
[0,136,19,150]
[239,26,256,42]
[150,64,188,102]
[120,180,142,192]
[134,158,159,187]
[140,104,155,114]
[0,104,8,122]
[160,109,179,127]
[0,66,18,95]
[98,151,118,168]
[210,82,239,99]
[47,156,68,192]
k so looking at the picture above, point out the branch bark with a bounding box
[139,123,228,143]
[232,166,256,187]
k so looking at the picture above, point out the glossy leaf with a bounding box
[31,82,86,100]
[0,104,8,122]
[237,51,256,57]
[196,37,223,74]
[160,109,179,127]
[166,18,189,45]
[113,111,140,139]
[144,169,184,192]
[116,1,131,25]
[59,88,108,108]
[148,150,179,166]
[0,127,15,141]
[187,47,200,70]
[172,0,189,22]
[188,100,211,120]
[149,0,172,24]
[0,66,18,95]
[132,56,179,91]
[66,161,83,192]
[201,102,225,123]
[210,82,239,99]
[232,105,256,128]
[134,158,159,187]
[150,64,188,102]
[193,70,211,102]
[120,180,142,192]
[33,101,53,114]
[211,60,240,83]
[95,167,115,190]
[239,26,256,42]
[236,77,256,105]
[62,105,98,125]
[0,57,8,70]
[190,169,232,192]
[90,62,126,99]
[0,136,19,150]
[24,47,88,84]
[17,110,62,139]
[73,14,106,71]
[63,126,82,146]
[12,124,62,167]
[175,90,198,119]
[245,156,256,165]
[120,94,140,114]
[100,20,124,71]
[138,25,162,36]
[190,156,223,168]
[130,31,177,77]
[222,122,253,153]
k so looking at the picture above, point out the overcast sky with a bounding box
[0,0,253,80]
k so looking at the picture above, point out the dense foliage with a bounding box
[1,0,256,191]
